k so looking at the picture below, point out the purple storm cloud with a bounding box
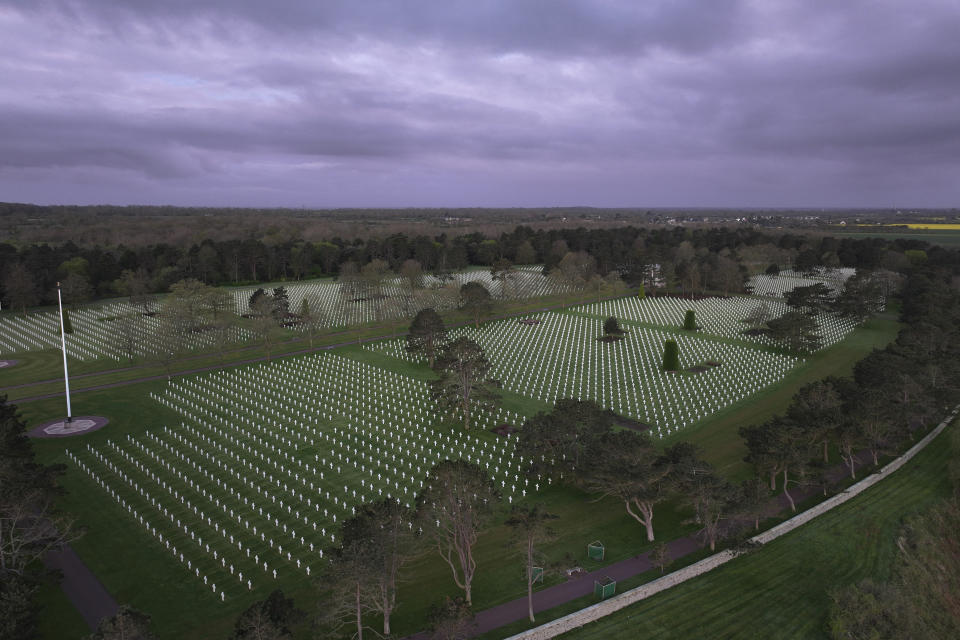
[1,0,958,207]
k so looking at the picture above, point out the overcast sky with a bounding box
[1,0,958,208]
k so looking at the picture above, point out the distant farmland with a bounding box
[880,223,960,230]
[829,227,960,247]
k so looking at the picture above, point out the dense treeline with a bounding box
[2,223,955,311]
[737,264,960,638]
[738,265,960,512]
[8,203,930,250]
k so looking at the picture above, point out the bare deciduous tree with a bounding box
[505,503,557,622]
[417,461,498,606]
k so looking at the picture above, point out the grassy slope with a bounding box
[560,419,955,640]
[21,304,899,639]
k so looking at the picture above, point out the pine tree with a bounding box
[431,337,500,431]
[603,316,623,337]
[459,282,492,329]
[767,311,822,353]
[406,308,449,368]
[662,339,680,371]
[62,307,74,334]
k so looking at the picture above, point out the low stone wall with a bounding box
[505,404,960,640]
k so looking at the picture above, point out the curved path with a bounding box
[405,410,958,639]
[46,428,932,638]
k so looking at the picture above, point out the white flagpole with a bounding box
[57,282,72,423]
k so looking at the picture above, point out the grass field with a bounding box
[667,308,900,480]
[17,292,900,639]
[24,376,698,639]
[560,417,956,640]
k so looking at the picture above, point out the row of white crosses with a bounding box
[113,427,321,573]
[71,411,350,601]
[571,293,861,350]
[0,300,252,361]
[0,266,566,360]
[69,350,540,602]
[368,312,798,436]
[135,428,334,548]
[155,353,530,496]
[747,268,854,298]
[229,267,571,327]
[67,447,252,601]
[0,308,102,359]
[418,266,573,300]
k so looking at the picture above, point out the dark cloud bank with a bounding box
[1,0,958,207]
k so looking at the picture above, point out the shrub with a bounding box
[62,307,74,334]
[662,339,680,371]
[683,310,697,331]
[603,316,623,336]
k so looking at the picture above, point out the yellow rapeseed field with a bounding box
[883,223,960,230]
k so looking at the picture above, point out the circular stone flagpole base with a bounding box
[0,359,19,368]
[28,416,110,438]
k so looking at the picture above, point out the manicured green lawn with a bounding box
[664,309,901,479]
[24,384,697,639]
[33,575,89,639]
[19,301,900,639]
[561,418,955,640]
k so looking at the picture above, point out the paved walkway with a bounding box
[469,536,701,636]
[45,544,118,630]
[406,441,893,638]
